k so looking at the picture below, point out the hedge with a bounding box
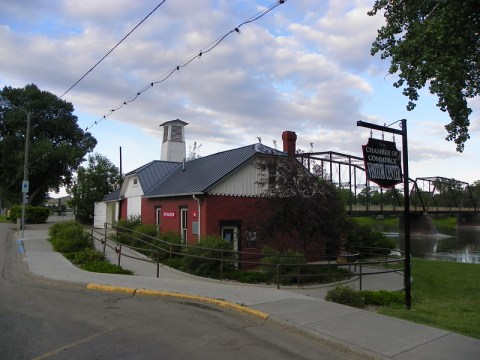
[9,205,50,224]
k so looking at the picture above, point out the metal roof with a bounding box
[145,143,286,198]
[102,187,121,202]
[135,160,181,193]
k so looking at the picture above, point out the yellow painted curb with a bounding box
[86,283,136,294]
[86,283,269,320]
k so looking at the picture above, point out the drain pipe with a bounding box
[192,194,201,242]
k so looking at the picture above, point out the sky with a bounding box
[1,0,479,197]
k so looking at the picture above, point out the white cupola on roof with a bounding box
[160,119,188,162]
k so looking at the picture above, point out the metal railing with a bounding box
[88,223,405,291]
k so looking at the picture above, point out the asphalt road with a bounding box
[0,223,357,360]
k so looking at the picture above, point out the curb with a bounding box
[86,283,270,320]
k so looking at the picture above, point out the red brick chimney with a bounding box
[282,131,297,157]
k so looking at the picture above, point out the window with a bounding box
[180,207,188,243]
[163,126,169,143]
[132,177,138,186]
[245,231,257,249]
[171,125,182,142]
[155,207,162,231]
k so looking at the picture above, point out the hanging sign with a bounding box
[362,138,402,188]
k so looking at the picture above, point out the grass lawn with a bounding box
[379,258,480,339]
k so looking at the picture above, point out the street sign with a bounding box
[362,137,402,188]
[21,180,29,193]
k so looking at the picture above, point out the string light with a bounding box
[85,0,288,132]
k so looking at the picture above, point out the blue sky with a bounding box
[1,0,478,197]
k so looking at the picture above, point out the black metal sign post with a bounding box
[357,119,411,310]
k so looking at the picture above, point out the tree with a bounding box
[368,1,480,152]
[0,84,97,205]
[256,155,346,252]
[68,153,122,224]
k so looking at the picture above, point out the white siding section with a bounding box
[209,161,267,196]
[124,176,144,197]
[121,175,144,218]
[127,196,142,218]
[93,202,107,228]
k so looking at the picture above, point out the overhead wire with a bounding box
[28,0,168,120]
[85,0,288,131]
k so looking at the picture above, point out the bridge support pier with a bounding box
[399,214,438,235]
[457,214,480,227]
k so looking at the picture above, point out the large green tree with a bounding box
[0,84,97,205]
[68,153,122,224]
[368,1,480,152]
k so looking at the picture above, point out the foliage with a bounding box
[79,261,133,275]
[368,1,480,152]
[222,270,269,284]
[0,84,97,204]
[355,187,404,207]
[182,236,235,276]
[117,215,142,230]
[153,231,183,260]
[360,290,404,307]
[343,219,396,252]
[325,286,366,308]
[50,221,133,275]
[9,205,50,224]
[325,286,403,309]
[48,221,92,253]
[68,153,122,224]
[261,246,305,282]
[70,248,106,264]
[260,246,351,285]
[186,141,202,160]
[256,155,347,251]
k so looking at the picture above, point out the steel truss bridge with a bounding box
[296,151,479,216]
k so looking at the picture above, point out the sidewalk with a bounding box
[17,223,480,360]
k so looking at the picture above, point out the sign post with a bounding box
[357,119,411,310]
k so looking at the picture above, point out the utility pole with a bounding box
[21,111,31,239]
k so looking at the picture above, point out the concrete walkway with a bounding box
[15,223,480,360]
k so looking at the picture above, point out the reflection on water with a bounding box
[383,226,480,264]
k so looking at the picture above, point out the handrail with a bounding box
[89,224,405,289]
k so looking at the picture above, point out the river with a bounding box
[379,224,480,264]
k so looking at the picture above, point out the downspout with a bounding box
[192,194,201,242]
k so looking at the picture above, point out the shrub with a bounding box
[115,215,143,246]
[223,270,269,284]
[131,223,157,247]
[71,248,105,265]
[9,205,50,224]
[326,286,404,309]
[80,262,133,275]
[152,231,183,260]
[261,246,305,284]
[344,220,396,253]
[360,290,404,306]
[182,236,235,277]
[48,221,92,253]
[325,286,365,308]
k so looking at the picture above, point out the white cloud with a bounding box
[0,0,478,184]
